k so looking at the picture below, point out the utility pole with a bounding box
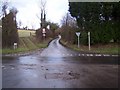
[88,32,90,50]
[76,32,80,48]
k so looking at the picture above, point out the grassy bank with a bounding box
[60,40,119,55]
[2,30,52,54]
[2,37,52,54]
[18,29,36,37]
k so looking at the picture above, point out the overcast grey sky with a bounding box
[1,0,69,29]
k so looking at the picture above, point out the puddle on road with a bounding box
[46,72,80,80]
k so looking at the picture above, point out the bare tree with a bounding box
[36,0,54,41]
[17,20,22,29]
[60,12,77,44]
[36,0,47,28]
[10,7,18,16]
[10,7,18,22]
[61,12,77,27]
[40,0,46,12]
[2,7,19,48]
[2,1,9,17]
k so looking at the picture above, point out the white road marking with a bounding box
[86,54,90,56]
[3,53,118,57]
[89,54,93,56]
[112,55,118,57]
[103,54,110,56]
[82,54,85,56]
[11,67,14,69]
[78,54,81,56]
[62,54,65,56]
[95,54,102,56]
[6,55,10,56]
[67,54,69,56]
[2,66,5,68]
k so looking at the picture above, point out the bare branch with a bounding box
[2,1,9,16]
[38,0,47,12]
[61,12,77,27]
[36,14,41,22]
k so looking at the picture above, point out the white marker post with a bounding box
[88,32,90,50]
[76,32,80,48]
[13,43,17,50]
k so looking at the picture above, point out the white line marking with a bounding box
[89,54,93,56]
[103,54,110,56]
[2,66,5,68]
[112,55,118,57]
[78,54,81,56]
[11,67,14,69]
[95,54,102,56]
[86,54,90,56]
[82,54,85,56]
[98,54,101,56]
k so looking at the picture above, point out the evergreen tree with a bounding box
[69,2,120,44]
[2,9,19,48]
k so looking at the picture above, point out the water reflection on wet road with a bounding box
[2,38,119,88]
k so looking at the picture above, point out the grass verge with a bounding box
[2,30,52,54]
[60,40,119,55]
[18,29,36,37]
[2,37,52,54]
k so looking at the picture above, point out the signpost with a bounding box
[43,33,46,37]
[42,28,46,40]
[76,32,80,48]
[13,43,17,50]
[88,32,90,50]
[42,28,46,33]
[47,25,50,30]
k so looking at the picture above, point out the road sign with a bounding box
[47,25,50,30]
[42,28,46,33]
[14,43,17,46]
[75,32,80,48]
[43,33,46,37]
[76,32,80,37]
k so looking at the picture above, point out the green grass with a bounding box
[61,40,119,54]
[90,46,119,54]
[2,30,52,54]
[18,29,36,37]
[2,37,52,54]
[2,48,28,54]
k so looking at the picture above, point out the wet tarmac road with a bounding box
[2,38,119,88]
